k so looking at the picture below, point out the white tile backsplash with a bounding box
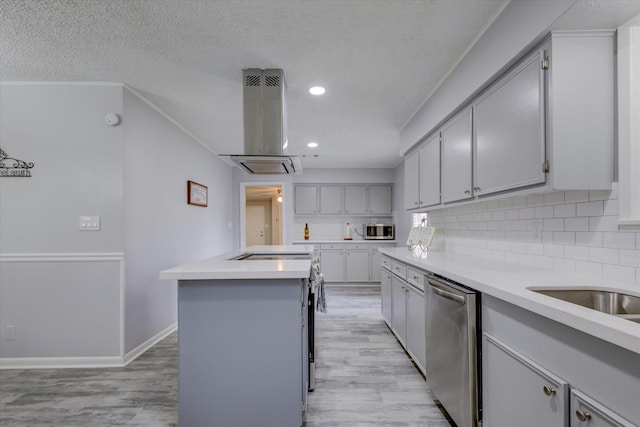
[427,188,639,287]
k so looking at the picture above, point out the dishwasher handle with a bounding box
[428,279,466,305]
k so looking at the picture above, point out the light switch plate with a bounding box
[79,216,101,231]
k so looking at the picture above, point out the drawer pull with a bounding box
[575,410,592,422]
[543,386,556,396]
[413,275,419,281]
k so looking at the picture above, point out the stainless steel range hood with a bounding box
[220,68,302,175]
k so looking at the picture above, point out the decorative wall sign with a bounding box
[187,180,208,207]
[0,148,34,177]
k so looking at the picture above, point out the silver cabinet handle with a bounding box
[543,386,556,396]
[414,201,419,205]
[464,190,470,194]
[473,186,481,191]
[413,275,419,281]
[576,410,592,422]
[429,284,465,304]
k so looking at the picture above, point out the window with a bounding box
[412,212,427,227]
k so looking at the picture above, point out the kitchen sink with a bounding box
[531,288,640,323]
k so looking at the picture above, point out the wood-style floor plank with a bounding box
[0,285,451,426]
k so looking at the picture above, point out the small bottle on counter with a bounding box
[304,223,309,240]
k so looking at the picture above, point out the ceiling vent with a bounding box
[220,68,302,175]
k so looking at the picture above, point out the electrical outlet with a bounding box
[79,216,101,231]
[6,325,16,340]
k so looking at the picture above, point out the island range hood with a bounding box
[220,68,302,175]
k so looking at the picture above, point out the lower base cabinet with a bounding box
[483,333,568,427]
[381,256,426,375]
[381,269,392,325]
[483,295,637,427]
[391,276,407,346]
[405,284,425,373]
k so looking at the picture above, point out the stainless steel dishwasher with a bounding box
[425,273,480,427]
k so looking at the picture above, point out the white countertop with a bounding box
[160,245,315,280]
[379,247,640,355]
[293,239,397,244]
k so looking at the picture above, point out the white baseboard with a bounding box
[0,323,177,370]
[0,356,124,370]
[123,322,177,366]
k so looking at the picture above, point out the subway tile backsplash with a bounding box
[427,184,640,286]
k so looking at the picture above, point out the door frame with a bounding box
[239,181,286,249]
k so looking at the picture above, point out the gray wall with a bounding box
[0,83,234,362]
[122,88,233,354]
[0,83,125,359]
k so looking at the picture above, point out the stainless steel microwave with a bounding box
[364,224,395,240]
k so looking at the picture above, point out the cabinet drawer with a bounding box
[347,243,368,250]
[381,256,392,272]
[407,267,425,291]
[391,261,407,280]
[321,243,345,250]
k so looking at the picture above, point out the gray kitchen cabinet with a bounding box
[441,108,473,204]
[404,149,420,210]
[380,268,393,327]
[406,283,425,374]
[391,275,407,346]
[570,389,635,427]
[474,49,546,196]
[405,133,441,211]
[319,185,343,215]
[344,185,367,215]
[295,185,318,215]
[418,134,441,207]
[483,294,639,425]
[345,248,369,282]
[483,333,569,427]
[367,184,392,215]
[320,245,345,282]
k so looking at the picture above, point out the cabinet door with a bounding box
[370,249,382,282]
[391,276,407,346]
[345,250,369,282]
[419,133,441,207]
[381,270,393,326]
[294,185,318,215]
[475,50,546,195]
[406,285,425,373]
[442,109,473,203]
[483,333,568,427]
[319,185,343,215]
[570,389,635,427]
[404,150,420,210]
[367,185,392,215]
[344,185,367,215]
[420,134,440,207]
[320,250,344,282]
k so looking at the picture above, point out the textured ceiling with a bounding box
[2,1,639,170]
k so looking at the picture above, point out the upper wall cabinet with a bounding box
[344,185,368,215]
[295,183,392,216]
[367,184,392,215]
[403,31,615,211]
[294,185,318,215]
[441,108,473,204]
[474,49,546,196]
[405,133,441,210]
[319,185,344,215]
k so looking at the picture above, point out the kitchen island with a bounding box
[160,245,314,427]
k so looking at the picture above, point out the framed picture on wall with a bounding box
[187,180,208,207]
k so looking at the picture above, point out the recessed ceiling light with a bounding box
[307,142,318,148]
[309,86,325,95]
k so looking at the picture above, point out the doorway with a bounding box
[241,183,284,247]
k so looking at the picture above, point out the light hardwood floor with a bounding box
[0,285,451,426]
